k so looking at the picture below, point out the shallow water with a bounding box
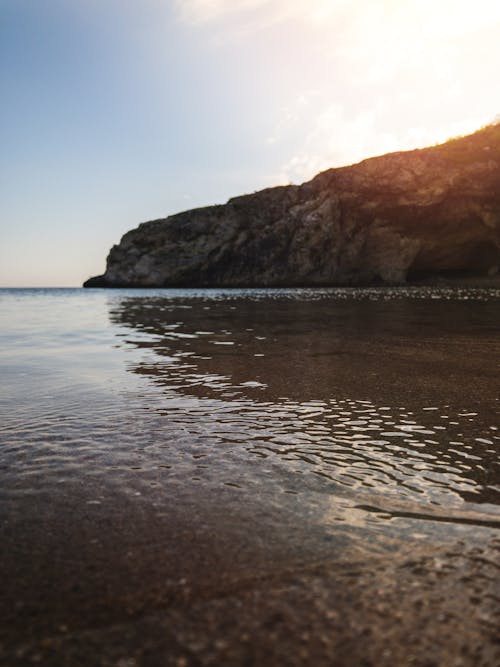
[1,287,499,550]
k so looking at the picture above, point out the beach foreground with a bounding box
[1,484,499,667]
[0,287,499,666]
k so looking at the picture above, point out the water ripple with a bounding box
[1,287,499,530]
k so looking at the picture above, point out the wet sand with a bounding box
[1,483,499,667]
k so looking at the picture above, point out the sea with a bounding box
[1,286,499,587]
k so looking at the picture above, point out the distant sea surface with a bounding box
[1,286,500,552]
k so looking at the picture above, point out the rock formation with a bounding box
[84,124,500,287]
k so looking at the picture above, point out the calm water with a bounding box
[1,287,499,549]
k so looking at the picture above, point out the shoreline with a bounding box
[82,275,500,289]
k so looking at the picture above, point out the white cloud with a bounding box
[174,0,266,24]
[275,104,491,185]
[275,104,392,183]
[174,0,359,32]
[266,91,320,145]
[173,0,500,184]
[175,0,500,34]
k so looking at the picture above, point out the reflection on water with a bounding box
[109,290,500,511]
[0,287,499,542]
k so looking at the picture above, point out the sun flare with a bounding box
[176,0,500,180]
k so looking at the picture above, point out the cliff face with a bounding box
[84,125,500,287]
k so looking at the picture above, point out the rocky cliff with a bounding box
[84,124,500,287]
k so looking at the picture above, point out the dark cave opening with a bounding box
[406,240,500,282]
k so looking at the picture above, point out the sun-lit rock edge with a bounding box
[84,124,500,288]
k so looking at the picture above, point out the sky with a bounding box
[1,0,500,286]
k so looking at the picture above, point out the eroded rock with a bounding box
[84,124,500,287]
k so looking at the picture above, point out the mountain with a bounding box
[84,124,500,287]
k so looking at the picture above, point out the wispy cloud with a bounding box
[272,102,400,184]
[174,0,320,26]
[273,102,491,185]
[173,0,500,183]
[175,0,500,34]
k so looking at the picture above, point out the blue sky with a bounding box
[2,0,500,286]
